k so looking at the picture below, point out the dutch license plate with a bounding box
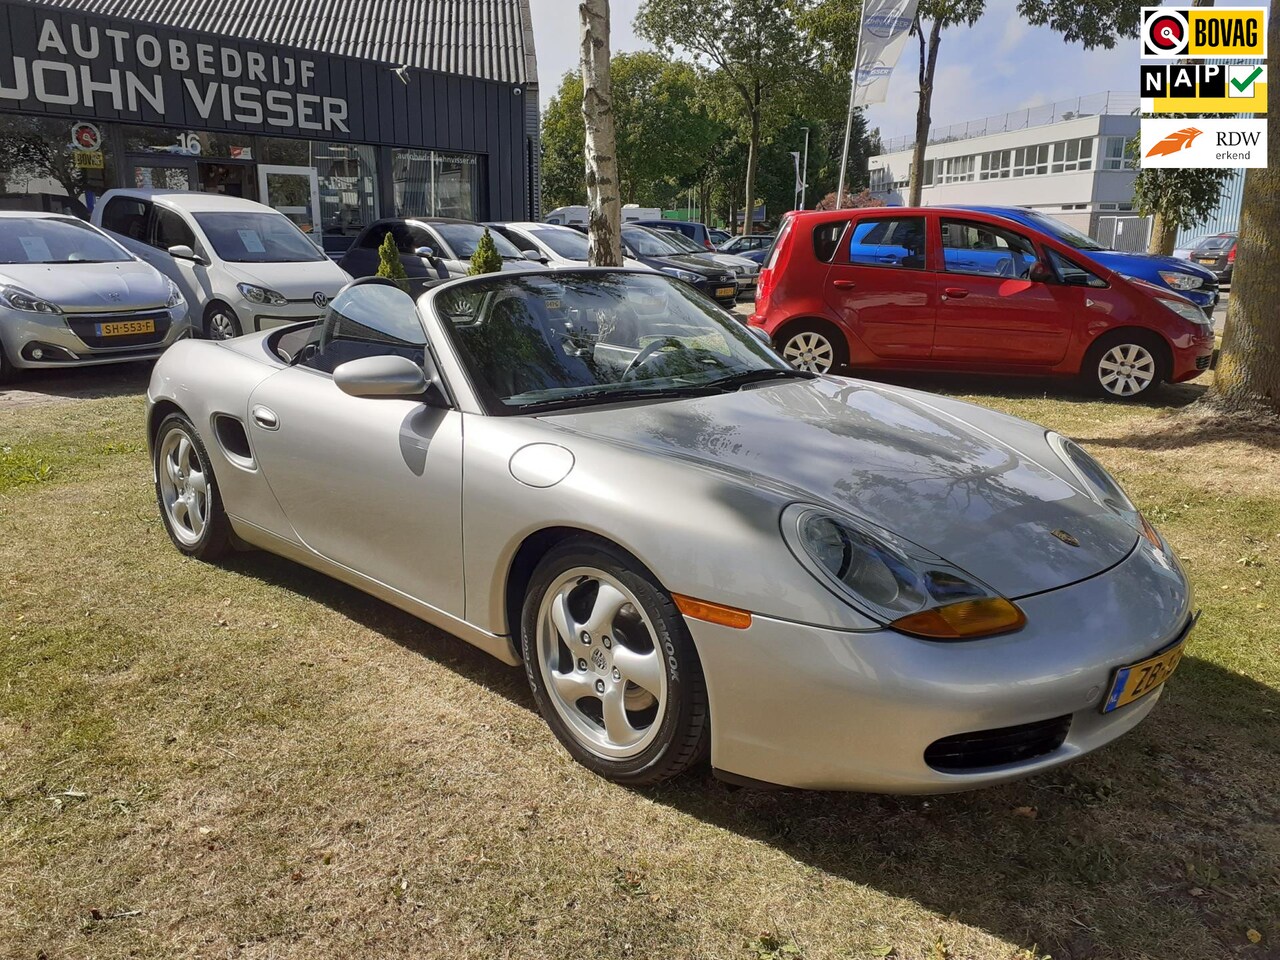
[1101,639,1186,713]
[1198,258,1217,265]
[715,286,736,298]
[95,319,155,337]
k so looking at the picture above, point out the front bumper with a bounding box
[1,303,191,370]
[1171,331,1216,382]
[232,297,326,334]
[688,537,1193,792]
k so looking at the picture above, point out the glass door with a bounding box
[129,156,195,191]
[258,165,323,247]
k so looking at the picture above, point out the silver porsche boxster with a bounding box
[146,269,1195,793]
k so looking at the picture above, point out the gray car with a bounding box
[145,269,1195,793]
[0,212,189,381]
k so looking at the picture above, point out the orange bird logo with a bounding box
[1146,127,1204,157]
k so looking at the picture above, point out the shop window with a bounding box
[122,125,254,161]
[262,138,380,250]
[393,150,479,220]
[0,114,116,217]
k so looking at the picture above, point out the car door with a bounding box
[933,217,1070,365]
[823,214,936,360]
[246,282,465,616]
[150,206,217,311]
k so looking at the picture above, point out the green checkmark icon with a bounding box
[1231,67,1263,92]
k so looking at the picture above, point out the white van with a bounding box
[544,204,661,226]
[93,190,351,340]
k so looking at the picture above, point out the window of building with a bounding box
[262,138,380,246]
[1051,137,1094,174]
[122,125,255,161]
[0,114,116,216]
[869,167,893,191]
[393,150,480,220]
[1102,137,1131,170]
[980,150,1012,180]
[1013,144,1050,177]
[936,155,975,184]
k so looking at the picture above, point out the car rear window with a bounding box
[812,220,848,262]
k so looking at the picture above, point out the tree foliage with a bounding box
[467,228,504,276]
[375,232,409,290]
[1131,165,1232,255]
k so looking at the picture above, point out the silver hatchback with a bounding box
[0,212,189,381]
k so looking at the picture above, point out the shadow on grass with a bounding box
[221,551,1278,960]
[0,360,153,406]
[859,369,1209,412]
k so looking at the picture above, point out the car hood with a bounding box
[643,253,730,276]
[231,259,351,299]
[0,259,170,312]
[545,377,1138,599]
[1088,249,1216,282]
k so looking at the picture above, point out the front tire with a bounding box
[778,322,847,374]
[520,538,709,785]
[1083,331,1167,400]
[204,302,242,340]
[154,413,232,560]
[0,340,13,385]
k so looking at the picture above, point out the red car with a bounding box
[750,208,1215,400]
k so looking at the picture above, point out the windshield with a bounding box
[1021,211,1105,251]
[1193,235,1234,252]
[436,223,525,259]
[433,272,790,414]
[622,226,685,258]
[193,212,325,263]
[657,230,705,254]
[0,217,132,264]
[529,226,590,260]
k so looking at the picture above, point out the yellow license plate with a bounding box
[1198,258,1217,265]
[715,286,736,298]
[1101,639,1186,713]
[95,319,155,336]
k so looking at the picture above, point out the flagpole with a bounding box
[835,0,866,208]
[800,126,810,209]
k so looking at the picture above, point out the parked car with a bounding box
[751,207,1214,399]
[631,218,715,250]
[957,206,1220,315]
[620,225,738,306]
[341,218,546,295]
[486,222,651,271]
[718,234,773,255]
[708,228,732,246]
[0,212,189,381]
[94,190,350,341]
[545,205,660,227]
[146,268,1195,792]
[1186,232,1237,284]
[652,227,760,300]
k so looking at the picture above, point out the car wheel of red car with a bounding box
[779,323,847,374]
[1084,331,1167,400]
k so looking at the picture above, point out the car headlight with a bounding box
[1157,296,1210,325]
[165,278,185,308]
[662,269,700,283]
[1157,270,1203,291]
[0,284,61,314]
[782,504,1026,640]
[1047,433,1163,549]
[236,282,288,305]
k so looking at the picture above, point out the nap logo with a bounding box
[1141,63,1268,114]
[1140,118,1268,168]
[1141,7,1268,59]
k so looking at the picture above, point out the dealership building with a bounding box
[0,0,540,251]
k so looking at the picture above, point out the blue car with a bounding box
[958,206,1219,315]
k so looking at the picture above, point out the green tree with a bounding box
[540,70,587,210]
[375,232,408,290]
[1131,163,1233,256]
[468,228,504,275]
[637,0,815,234]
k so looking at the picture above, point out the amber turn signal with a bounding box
[1139,513,1163,550]
[891,597,1027,640]
[672,593,753,629]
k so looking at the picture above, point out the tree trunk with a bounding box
[907,18,942,207]
[1209,11,1279,413]
[740,82,762,235]
[579,0,622,266]
[1148,211,1179,256]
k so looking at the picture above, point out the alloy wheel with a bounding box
[535,568,668,760]
[1098,343,1156,397]
[781,331,835,373]
[157,427,209,546]
[207,309,239,340]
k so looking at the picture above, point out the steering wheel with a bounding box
[996,257,1015,277]
[621,337,685,381]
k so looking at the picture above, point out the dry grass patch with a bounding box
[1,375,1278,960]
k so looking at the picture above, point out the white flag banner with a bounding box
[853,0,920,107]
[791,151,803,191]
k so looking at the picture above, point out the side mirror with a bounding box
[168,244,204,264]
[333,355,427,398]
[522,249,546,263]
[748,325,773,347]
[414,246,436,259]
[1028,260,1054,283]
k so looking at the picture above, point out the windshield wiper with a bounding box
[517,384,722,412]
[704,368,815,391]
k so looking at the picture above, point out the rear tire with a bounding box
[154,412,232,561]
[0,340,13,385]
[520,538,710,786]
[778,321,848,374]
[204,303,242,340]
[1082,331,1167,400]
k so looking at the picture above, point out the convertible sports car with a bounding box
[146,269,1195,793]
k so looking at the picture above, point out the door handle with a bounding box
[251,405,279,430]
[831,279,857,289]
[942,287,970,300]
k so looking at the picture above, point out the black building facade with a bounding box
[0,0,539,251]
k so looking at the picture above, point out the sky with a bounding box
[524,1,1257,140]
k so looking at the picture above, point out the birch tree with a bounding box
[580,0,622,266]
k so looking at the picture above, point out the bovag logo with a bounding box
[1141,6,1268,58]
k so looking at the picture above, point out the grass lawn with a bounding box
[2,368,1277,960]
